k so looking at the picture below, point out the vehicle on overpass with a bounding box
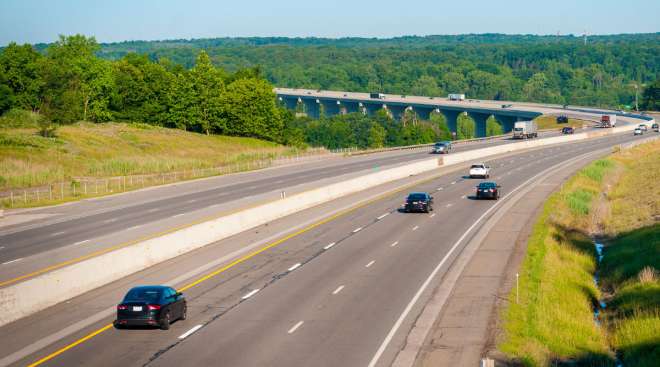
[448,93,465,101]
[469,163,491,178]
[370,92,385,99]
[600,114,617,127]
[115,286,187,330]
[432,141,452,154]
[561,126,575,134]
[475,181,501,200]
[512,120,538,139]
[501,104,513,108]
[404,192,434,213]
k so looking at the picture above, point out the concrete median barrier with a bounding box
[0,123,639,326]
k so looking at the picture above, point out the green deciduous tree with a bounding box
[457,113,475,139]
[0,42,43,111]
[486,116,504,136]
[640,79,659,111]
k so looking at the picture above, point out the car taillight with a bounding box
[147,304,161,311]
[489,189,494,192]
[117,305,128,310]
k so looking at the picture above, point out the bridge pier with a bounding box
[416,107,434,121]
[321,100,341,117]
[469,112,490,138]
[344,101,361,114]
[388,105,406,121]
[494,115,519,133]
[303,99,321,119]
[440,110,461,135]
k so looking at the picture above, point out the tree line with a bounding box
[0,35,286,142]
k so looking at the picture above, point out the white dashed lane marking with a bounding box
[332,285,345,295]
[288,321,304,334]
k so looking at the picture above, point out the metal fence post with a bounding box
[60,182,64,199]
[10,191,14,207]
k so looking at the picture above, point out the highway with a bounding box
[0,128,575,284]
[0,131,647,367]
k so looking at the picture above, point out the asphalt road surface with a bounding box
[0,131,647,367]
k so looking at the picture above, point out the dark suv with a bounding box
[476,182,501,200]
[404,192,434,213]
[561,126,574,134]
[115,285,187,330]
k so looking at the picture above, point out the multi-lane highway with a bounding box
[0,130,648,367]
[0,127,581,284]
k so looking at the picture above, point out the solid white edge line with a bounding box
[2,258,23,265]
[288,263,301,272]
[73,240,90,246]
[390,241,399,247]
[323,242,336,250]
[127,225,141,230]
[377,213,390,220]
[365,260,375,268]
[50,231,65,237]
[178,324,203,340]
[332,285,345,295]
[288,321,304,334]
[241,289,260,300]
[172,214,185,218]
[412,226,419,231]
[353,227,363,233]
[367,148,606,367]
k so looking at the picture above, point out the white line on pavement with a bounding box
[332,285,345,295]
[187,199,197,203]
[241,289,260,300]
[461,195,467,199]
[50,231,65,237]
[451,181,456,185]
[73,240,90,245]
[323,242,336,250]
[412,226,419,231]
[288,263,301,272]
[288,321,304,334]
[429,213,436,218]
[103,218,117,223]
[390,241,399,247]
[365,260,375,268]
[445,203,453,208]
[147,208,159,213]
[178,325,203,340]
[0,246,4,250]
[127,225,142,230]
[171,214,185,218]
[436,187,443,191]
[2,258,23,265]
[353,227,363,233]
[376,213,389,220]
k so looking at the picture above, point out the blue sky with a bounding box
[1,0,658,45]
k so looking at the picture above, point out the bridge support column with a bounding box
[470,112,490,138]
[388,105,406,121]
[320,100,341,117]
[344,102,360,114]
[281,96,299,110]
[416,107,434,121]
[303,99,321,119]
[440,109,460,136]
[364,102,384,117]
[494,115,519,133]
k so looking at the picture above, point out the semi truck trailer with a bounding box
[512,121,538,139]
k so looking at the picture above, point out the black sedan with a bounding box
[115,285,187,330]
[561,127,574,134]
[404,192,433,213]
[475,182,501,200]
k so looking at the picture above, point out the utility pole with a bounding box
[583,29,588,45]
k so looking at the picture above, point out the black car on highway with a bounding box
[115,285,187,330]
[404,192,434,213]
[561,126,574,134]
[475,182,501,200]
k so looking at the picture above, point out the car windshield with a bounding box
[513,127,523,131]
[478,182,497,188]
[407,193,427,201]
[434,143,445,147]
[123,288,162,303]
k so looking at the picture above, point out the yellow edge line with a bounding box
[25,167,451,367]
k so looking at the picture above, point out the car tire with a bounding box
[114,323,124,330]
[160,312,171,330]
[180,304,187,321]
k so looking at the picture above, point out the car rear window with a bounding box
[123,288,162,303]
[408,193,427,201]
[478,182,497,188]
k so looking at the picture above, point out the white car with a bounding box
[634,128,643,136]
[469,163,491,178]
[639,124,648,131]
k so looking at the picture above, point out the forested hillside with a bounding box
[91,33,660,109]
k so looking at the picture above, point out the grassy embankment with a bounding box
[534,115,592,130]
[498,139,660,366]
[0,112,306,207]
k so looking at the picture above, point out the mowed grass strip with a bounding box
[534,115,592,130]
[0,120,299,191]
[498,139,660,366]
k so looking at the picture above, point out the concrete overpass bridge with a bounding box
[276,88,550,137]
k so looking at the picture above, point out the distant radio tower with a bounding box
[583,30,588,45]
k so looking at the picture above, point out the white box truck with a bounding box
[512,121,538,139]
[448,93,465,101]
